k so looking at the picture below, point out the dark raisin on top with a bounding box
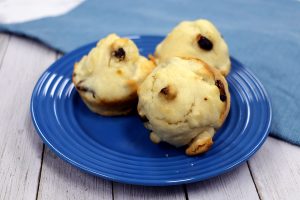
[215,80,226,102]
[160,87,169,95]
[113,47,126,61]
[159,85,177,100]
[197,35,213,51]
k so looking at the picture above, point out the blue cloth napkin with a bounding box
[1,0,300,145]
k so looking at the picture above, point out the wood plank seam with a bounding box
[248,137,300,200]
[35,145,45,200]
[111,181,115,200]
[247,162,262,200]
[183,185,189,200]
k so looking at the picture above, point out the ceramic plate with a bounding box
[31,35,272,186]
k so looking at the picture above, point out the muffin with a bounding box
[137,57,230,155]
[154,19,231,76]
[72,34,155,116]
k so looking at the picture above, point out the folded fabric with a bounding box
[1,0,300,145]
[0,0,84,24]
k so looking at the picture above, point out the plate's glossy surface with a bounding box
[31,36,272,186]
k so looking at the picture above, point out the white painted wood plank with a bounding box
[249,137,300,200]
[186,163,260,200]
[0,36,56,200]
[37,147,112,200]
[113,182,186,200]
[0,33,10,66]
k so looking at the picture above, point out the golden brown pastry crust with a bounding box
[185,129,214,155]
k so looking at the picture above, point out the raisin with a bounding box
[77,85,96,98]
[113,48,126,61]
[220,94,227,101]
[160,87,169,95]
[215,80,226,102]
[197,35,213,51]
[159,85,177,100]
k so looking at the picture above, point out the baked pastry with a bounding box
[137,57,230,155]
[154,19,231,76]
[72,34,155,116]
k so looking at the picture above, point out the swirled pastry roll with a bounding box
[137,57,230,155]
[73,34,155,116]
[154,19,231,76]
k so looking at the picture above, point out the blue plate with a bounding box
[31,35,272,186]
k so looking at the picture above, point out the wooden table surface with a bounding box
[0,33,299,200]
